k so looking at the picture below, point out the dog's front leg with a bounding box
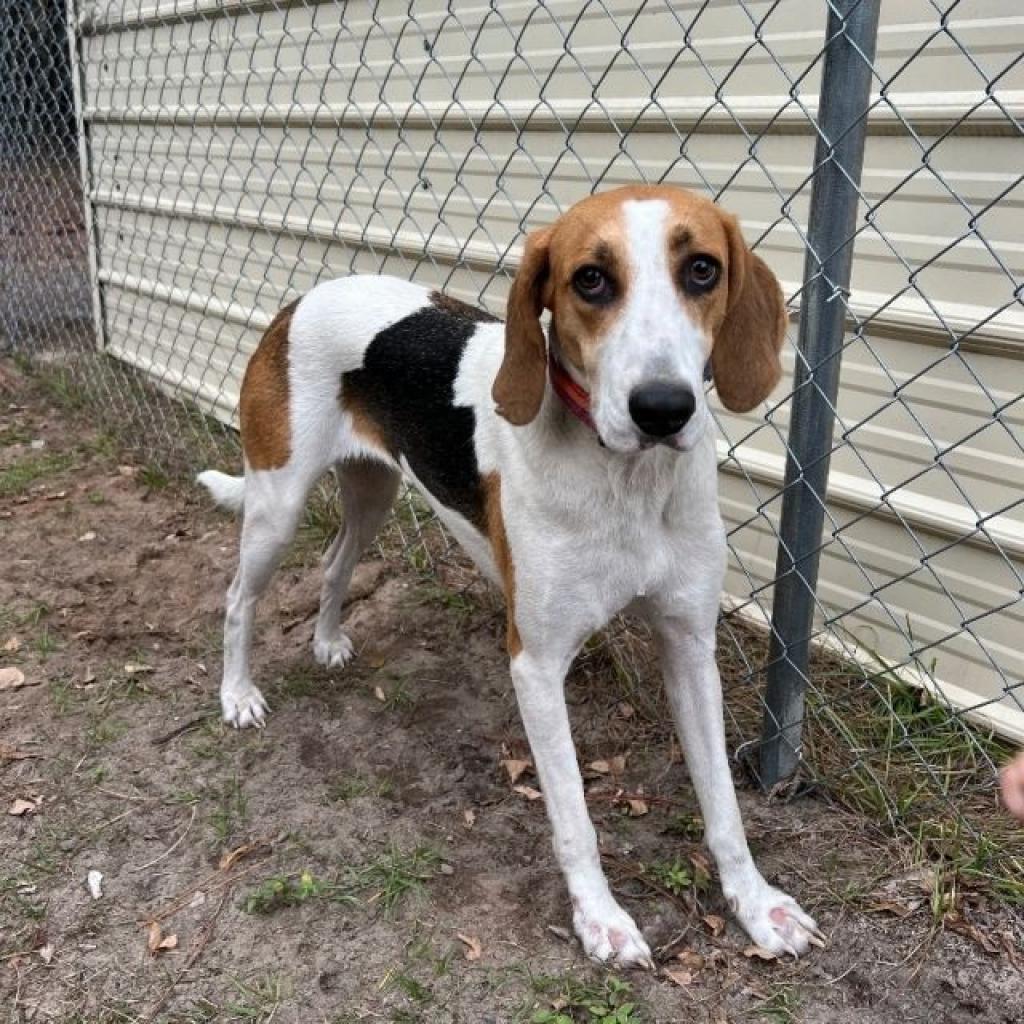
[511,648,654,969]
[653,614,825,957]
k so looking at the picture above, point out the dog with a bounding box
[198,184,823,966]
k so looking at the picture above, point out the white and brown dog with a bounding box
[199,184,823,966]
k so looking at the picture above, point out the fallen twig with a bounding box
[130,806,196,873]
[150,712,217,747]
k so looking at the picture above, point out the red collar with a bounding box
[548,349,597,432]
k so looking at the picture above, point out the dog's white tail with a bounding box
[196,469,246,512]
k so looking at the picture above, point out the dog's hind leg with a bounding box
[220,465,311,728]
[312,458,400,669]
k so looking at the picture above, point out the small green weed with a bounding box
[243,870,355,914]
[646,857,695,897]
[527,975,642,1024]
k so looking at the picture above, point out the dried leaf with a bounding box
[463,809,476,828]
[8,798,37,816]
[457,932,483,961]
[689,852,713,889]
[512,784,542,801]
[38,943,54,964]
[0,743,37,763]
[702,913,725,937]
[609,754,627,775]
[676,950,706,971]
[617,702,635,719]
[742,944,779,961]
[663,967,694,988]
[123,662,153,676]
[869,898,921,918]
[627,797,649,817]
[219,838,267,871]
[87,870,103,900]
[0,666,27,691]
[146,922,179,954]
[3,636,21,652]
[588,759,611,775]
[373,686,386,702]
[78,531,96,542]
[945,912,1000,954]
[500,758,532,784]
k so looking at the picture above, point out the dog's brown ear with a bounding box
[493,227,552,425]
[711,212,787,413]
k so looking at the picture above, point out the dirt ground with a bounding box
[2,359,1023,1024]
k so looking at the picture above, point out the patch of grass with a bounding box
[0,450,75,497]
[226,975,289,1021]
[138,462,170,490]
[34,625,59,658]
[387,970,433,1005]
[0,423,33,446]
[374,676,418,714]
[525,974,644,1024]
[168,998,220,1023]
[749,984,801,1023]
[48,676,76,715]
[355,844,442,913]
[168,787,202,806]
[84,714,128,750]
[325,771,393,803]
[416,579,478,621]
[16,600,51,628]
[0,876,47,923]
[207,775,248,847]
[661,812,704,841]
[188,717,232,763]
[276,665,321,701]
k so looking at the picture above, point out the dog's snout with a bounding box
[628,382,695,438]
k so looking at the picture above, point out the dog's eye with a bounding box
[685,255,720,293]
[573,265,614,303]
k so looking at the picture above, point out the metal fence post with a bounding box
[760,0,882,788]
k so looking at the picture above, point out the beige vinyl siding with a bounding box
[75,0,1024,739]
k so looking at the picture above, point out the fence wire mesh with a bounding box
[2,0,1022,884]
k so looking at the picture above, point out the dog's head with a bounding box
[492,185,787,453]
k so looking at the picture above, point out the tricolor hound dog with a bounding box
[198,184,824,966]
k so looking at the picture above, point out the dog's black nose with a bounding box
[628,382,695,438]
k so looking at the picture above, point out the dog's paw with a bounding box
[730,884,824,958]
[313,632,355,670]
[221,685,269,729]
[573,899,654,969]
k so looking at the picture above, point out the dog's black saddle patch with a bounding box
[342,300,499,529]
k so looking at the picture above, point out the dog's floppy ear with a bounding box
[711,212,787,413]
[493,226,552,425]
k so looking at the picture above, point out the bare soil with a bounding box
[2,358,1023,1023]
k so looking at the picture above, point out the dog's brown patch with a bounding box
[342,389,391,454]
[240,299,300,470]
[483,472,520,658]
[429,291,501,324]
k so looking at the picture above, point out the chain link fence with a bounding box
[2,1,1022,885]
